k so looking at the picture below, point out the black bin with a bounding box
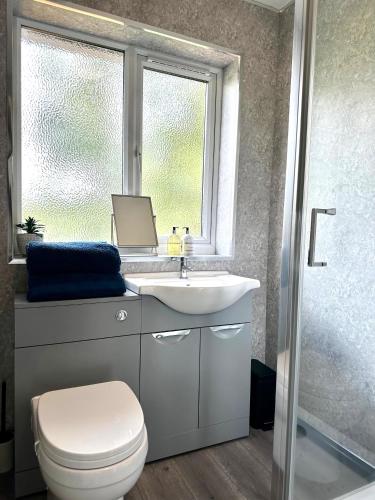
[250,359,276,431]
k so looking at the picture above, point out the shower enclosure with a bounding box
[272,0,375,498]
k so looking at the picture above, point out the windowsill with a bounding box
[9,254,234,266]
[120,254,233,263]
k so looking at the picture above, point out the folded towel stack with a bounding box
[26,242,125,302]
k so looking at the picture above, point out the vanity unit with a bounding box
[14,272,259,497]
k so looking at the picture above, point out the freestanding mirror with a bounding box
[111,195,158,253]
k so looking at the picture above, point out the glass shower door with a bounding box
[290,0,375,498]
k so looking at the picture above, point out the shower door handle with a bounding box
[308,208,336,267]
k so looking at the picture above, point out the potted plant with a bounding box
[16,216,45,256]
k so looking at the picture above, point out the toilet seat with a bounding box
[35,381,145,470]
[37,428,148,491]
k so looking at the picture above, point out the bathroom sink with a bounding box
[125,272,260,315]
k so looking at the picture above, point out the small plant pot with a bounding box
[0,432,13,474]
[16,233,43,256]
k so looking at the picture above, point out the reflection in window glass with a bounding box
[21,28,123,242]
[142,69,207,237]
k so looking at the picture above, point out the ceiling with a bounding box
[245,0,293,12]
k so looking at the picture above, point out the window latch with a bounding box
[136,147,142,173]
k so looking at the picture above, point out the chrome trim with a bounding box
[210,324,244,332]
[179,256,192,279]
[115,309,128,321]
[307,208,336,267]
[209,324,243,339]
[152,329,191,340]
[271,0,318,499]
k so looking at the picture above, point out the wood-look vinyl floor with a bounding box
[127,430,273,500]
[0,429,273,500]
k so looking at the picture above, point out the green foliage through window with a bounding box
[21,28,123,242]
[142,69,206,237]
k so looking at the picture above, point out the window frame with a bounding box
[12,18,223,256]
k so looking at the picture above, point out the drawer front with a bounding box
[15,335,140,473]
[15,299,141,347]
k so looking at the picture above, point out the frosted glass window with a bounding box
[142,69,207,237]
[21,28,123,242]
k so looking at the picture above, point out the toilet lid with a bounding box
[36,381,145,470]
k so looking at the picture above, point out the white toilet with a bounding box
[31,381,148,500]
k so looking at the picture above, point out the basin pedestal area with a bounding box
[14,272,259,498]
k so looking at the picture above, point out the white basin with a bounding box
[125,271,260,315]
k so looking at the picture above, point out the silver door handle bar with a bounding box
[152,330,191,339]
[308,208,336,267]
[210,324,244,332]
[210,324,244,340]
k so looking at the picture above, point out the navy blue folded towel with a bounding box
[26,242,125,302]
[27,241,121,275]
[27,273,126,302]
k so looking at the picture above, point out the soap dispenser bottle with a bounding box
[167,227,181,256]
[181,227,193,256]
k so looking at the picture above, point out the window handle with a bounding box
[136,147,142,174]
[308,208,336,267]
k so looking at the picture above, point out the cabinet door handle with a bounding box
[209,324,244,339]
[308,208,336,267]
[152,330,191,344]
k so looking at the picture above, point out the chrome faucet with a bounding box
[179,257,192,279]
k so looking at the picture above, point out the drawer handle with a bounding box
[210,324,244,332]
[210,324,244,339]
[152,330,191,344]
[115,310,128,321]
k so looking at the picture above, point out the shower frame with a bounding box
[270,0,318,498]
